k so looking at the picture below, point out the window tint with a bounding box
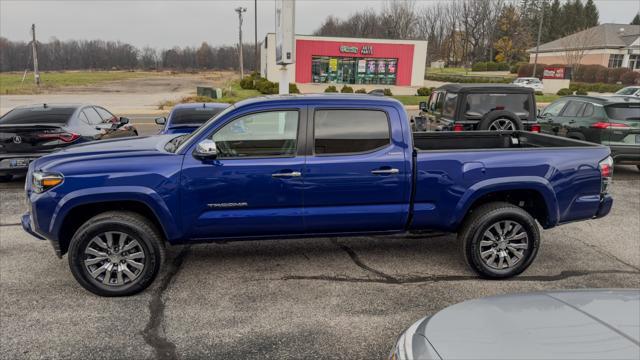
[212,110,298,158]
[83,108,103,125]
[542,100,567,117]
[605,105,640,120]
[95,107,115,122]
[561,101,584,117]
[581,103,595,117]
[314,110,390,155]
[171,108,226,126]
[0,107,75,124]
[464,93,530,119]
[442,93,457,117]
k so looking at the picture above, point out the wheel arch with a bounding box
[453,178,559,230]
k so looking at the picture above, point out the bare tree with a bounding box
[560,26,598,76]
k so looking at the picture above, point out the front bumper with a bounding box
[21,212,45,240]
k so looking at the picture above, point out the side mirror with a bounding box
[419,101,427,112]
[155,117,166,125]
[119,117,130,125]
[193,139,218,160]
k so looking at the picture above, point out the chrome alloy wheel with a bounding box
[479,220,528,270]
[488,118,516,131]
[83,232,146,287]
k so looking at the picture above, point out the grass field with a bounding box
[0,70,161,94]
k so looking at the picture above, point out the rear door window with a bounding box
[314,109,390,155]
[442,93,457,118]
[561,101,585,117]
[83,107,103,125]
[95,107,116,122]
[0,107,75,124]
[581,103,595,118]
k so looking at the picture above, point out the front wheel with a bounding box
[459,202,540,278]
[68,211,165,296]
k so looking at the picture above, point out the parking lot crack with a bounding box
[142,246,190,360]
[564,234,640,272]
[330,238,400,283]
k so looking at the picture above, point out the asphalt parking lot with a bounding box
[1,120,639,359]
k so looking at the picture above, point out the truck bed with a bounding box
[412,131,600,151]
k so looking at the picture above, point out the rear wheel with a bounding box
[68,211,165,296]
[459,202,540,278]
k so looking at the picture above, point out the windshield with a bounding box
[615,88,639,96]
[169,106,227,126]
[0,107,76,125]
[169,104,236,153]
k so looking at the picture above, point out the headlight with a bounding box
[32,171,63,193]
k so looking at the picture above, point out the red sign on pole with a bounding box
[543,67,565,79]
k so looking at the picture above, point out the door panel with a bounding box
[180,109,306,239]
[303,107,411,233]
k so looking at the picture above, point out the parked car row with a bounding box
[417,83,640,169]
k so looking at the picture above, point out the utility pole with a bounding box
[31,24,40,86]
[254,0,259,75]
[532,0,546,78]
[235,7,247,79]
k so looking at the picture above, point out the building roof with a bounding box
[528,23,640,53]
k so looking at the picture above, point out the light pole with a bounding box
[235,7,247,79]
[532,0,546,78]
[254,0,259,75]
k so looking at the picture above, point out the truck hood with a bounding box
[418,289,639,359]
[32,135,179,172]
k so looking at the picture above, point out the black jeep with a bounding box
[417,84,540,132]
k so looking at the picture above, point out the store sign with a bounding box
[339,45,374,55]
[543,67,565,79]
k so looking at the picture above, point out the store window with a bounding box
[608,54,624,68]
[311,56,397,85]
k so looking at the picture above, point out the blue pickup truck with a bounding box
[22,94,614,296]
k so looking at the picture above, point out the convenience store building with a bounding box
[260,33,428,87]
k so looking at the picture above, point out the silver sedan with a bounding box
[390,289,640,360]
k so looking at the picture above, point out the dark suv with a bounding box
[539,95,640,168]
[417,84,539,132]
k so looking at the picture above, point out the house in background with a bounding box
[528,24,640,71]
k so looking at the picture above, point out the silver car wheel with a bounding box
[488,118,516,131]
[83,231,146,287]
[479,220,528,270]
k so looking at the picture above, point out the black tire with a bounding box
[636,165,640,172]
[478,110,523,131]
[0,174,13,182]
[458,202,540,278]
[68,211,165,296]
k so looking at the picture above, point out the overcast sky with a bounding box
[1,0,639,48]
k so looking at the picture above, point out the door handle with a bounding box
[272,171,301,178]
[371,168,399,175]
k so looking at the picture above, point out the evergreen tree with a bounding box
[584,0,599,28]
[573,0,586,31]
[632,13,640,25]
[545,0,563,41]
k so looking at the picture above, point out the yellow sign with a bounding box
[329,58,338,71]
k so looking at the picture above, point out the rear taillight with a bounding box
[37,132,80,143]
[591,122,630,129]
[530,124,541,133]
[599,156,613,194]
[453,124,464,132]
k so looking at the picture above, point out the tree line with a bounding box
[314,0,605,66]
[0,37,258,72]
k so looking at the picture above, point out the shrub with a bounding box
[416,87,432,96]
[239,76,255,90]
[324,85,338,93]
[621,71,640,85]
[355,88,367,93]
[472,61,510,72]
[569,82,625,93]
[557,88,573,96]
[289,83,300,94]
[383,88,393,96]
[575,89,588,95]
[340,85,354,93]
[535,91,544,96]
